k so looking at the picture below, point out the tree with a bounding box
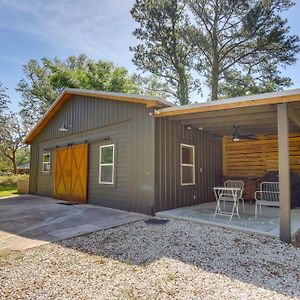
[131,73,173,100]
[16,148,30,166]
[0,114,28,174]
[130,0,198,105]
[218,64,292,98]
[17,54,142,127]
[186,0,299,100]
[0,155,11,174]
[0,82,10,115]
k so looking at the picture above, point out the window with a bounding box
[42,153,51,172]
[99,144,115,184]
[180,144,195,185]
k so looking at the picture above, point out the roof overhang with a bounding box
[155,89,300,136]
[156,89,300,117]
[24,88,173,144]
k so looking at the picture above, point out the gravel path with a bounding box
[1,219,300,300]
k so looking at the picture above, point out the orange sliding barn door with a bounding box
[54,144,88,203]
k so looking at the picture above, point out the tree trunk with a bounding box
[211,0,220,101]
[12,151,17,175]
[211,62,219,101]
[178,82,188,105]
[177,68,189,105]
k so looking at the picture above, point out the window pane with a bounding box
[43,162,50,172]
[100,165,113,183]
[43,154,50,163]
[182,166,194,184]
[182,146,193,164]
[101,146,113,164]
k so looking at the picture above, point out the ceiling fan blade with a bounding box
[239,134,258,140]
[231,125,259,141]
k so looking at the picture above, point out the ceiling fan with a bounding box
[232,125,257,142]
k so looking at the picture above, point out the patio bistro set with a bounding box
[213,181,280,221]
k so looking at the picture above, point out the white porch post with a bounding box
[277,103,291,243]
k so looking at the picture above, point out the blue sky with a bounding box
[0,0,299,112]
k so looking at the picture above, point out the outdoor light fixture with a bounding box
[58,123,69,132]
[198,127,203,130]
[186,126,192,130]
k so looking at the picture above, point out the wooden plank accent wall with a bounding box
[223,133,300,177]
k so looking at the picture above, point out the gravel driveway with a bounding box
[1,219,300,299]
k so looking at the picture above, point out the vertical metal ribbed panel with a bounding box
[155,118,222,212]
[31,95,155,214]
[28,142,38,194]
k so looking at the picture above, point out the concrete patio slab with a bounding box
[156,202,300,240]
[0,195,147,251]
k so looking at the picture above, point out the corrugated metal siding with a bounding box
[37,96,147,142]
[28,142,38,194]
[30,95,155,214]
[88,122,130,210]
[37,144,54,196]
[155,118,222,212]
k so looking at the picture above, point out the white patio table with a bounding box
[213,186,242,221]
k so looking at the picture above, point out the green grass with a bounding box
[0,174,29,198]
[0,186,18,197]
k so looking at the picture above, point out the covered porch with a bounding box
[155,89,300,242]
[156,202,300,240]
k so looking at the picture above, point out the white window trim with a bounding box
[42,153,51,173]
[180,143,195,186]
[99,144,115,185]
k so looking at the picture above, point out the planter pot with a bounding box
[17,179,29,194]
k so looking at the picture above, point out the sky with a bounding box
[0,0,300,112]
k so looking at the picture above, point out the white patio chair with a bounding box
[222,180,245,212]
[254,182,279,219]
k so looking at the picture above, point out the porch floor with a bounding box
[156,202,300,241]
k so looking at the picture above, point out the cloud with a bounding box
[0,0,137,60]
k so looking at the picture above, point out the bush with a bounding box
[0,175,29,187]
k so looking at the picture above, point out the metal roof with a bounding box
[156,88,300,117]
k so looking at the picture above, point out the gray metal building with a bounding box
[25,89,221,215]
[25,88,300,242]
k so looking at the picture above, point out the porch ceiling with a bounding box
[165,102,300,136]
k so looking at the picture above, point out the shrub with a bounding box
[0,175,29,187]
